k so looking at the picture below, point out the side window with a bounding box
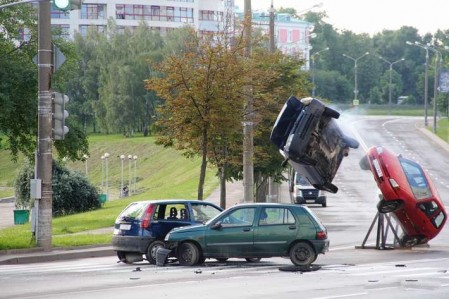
[259,208,296,225]
[163,204,187,220]
[221,207,255,227]
[191,203,221,223]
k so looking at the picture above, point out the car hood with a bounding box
[170,223,205,234]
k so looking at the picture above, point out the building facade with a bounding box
[50,0,235,39]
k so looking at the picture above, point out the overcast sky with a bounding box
[234,0,449,35]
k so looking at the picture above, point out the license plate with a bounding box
[120,224,131,230]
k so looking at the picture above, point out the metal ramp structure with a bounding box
[356,211,402,250]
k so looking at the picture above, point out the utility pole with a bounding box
[269,0,275,53]
[243,0,254,203]
[36,0,53,250]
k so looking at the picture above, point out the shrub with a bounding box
[14,160,101,216]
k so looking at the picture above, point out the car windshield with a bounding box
[295,174,309,185]
[399,158,432,200]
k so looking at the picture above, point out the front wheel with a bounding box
[245,258,262,263]
[146,240,165,265]
[289,242,316,266]
[178,242,200,266]
[400,235,419,248]
[377,200,402,213]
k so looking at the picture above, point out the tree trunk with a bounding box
[219,163,227,209]
[197,129,208,200]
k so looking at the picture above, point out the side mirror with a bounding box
[211,221,222,230]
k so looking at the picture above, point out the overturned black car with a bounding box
[270,96,359,193]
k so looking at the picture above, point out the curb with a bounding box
[0,245,115,265]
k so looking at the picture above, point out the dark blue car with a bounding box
[112,199,223,264]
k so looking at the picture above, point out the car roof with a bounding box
[129,199,217,205]
[230,203,300,208]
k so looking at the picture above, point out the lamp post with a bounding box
[133,155,138,193]
[83,154,89,175]
[378,56,405,115]
[342,52,370,102]
[104,152,110,200]
[101,155,105,191]
[128,154,132,195]
[406,41,430,126]
[311,47,329,97]
[120,154,125,198]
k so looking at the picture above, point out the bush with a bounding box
[14,159,101,216]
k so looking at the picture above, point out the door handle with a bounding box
[243,228,251,232]
[288,225,296,230]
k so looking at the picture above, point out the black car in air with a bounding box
[270,96,359,193]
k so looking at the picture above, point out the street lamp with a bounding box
[120,154,125,198]
[406,41,430,126]
[128,154,132,195]
[378,56,405,115]
[311,47,329,97]
[133,155,138,193]
[100,155,105,191]
[342,52,370,102]
[83,154,89,175]
[104,152,110,200]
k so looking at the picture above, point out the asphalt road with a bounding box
[2,116,449,299]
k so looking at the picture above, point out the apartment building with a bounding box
[51,0,235,39]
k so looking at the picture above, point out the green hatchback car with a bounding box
[164,203,329,266]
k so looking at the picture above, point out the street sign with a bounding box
[32,43,66,72]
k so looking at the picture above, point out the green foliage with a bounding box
[14,159,34,210]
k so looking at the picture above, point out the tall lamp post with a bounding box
[406,41,430,126]
[120,154,125,198]
[101,155,105,191]
[342,52,370,102]
[311,47,329,97]
[128,154,132,194]
[378,56,404,115]
[133,155,138,193]
[83,154,89,175]
[104,152,110,200]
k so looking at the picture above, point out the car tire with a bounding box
[245,258,262,263]
[178,242,200,266]
[289,242,316,266]
[400,235,419,248]
[377,200,402,213]
[146,240,165,265]
[117,251,130,263]
[215,258,228,262]
[359,155,370,170]
[322,201,327,207]
[322,106,340,119]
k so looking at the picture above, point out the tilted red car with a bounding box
[360,146,447,247]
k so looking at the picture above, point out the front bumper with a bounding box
[295,195,326,204]
[112,235,155,253]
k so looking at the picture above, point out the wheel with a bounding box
[117,251,130,263]
[145,240,165,265]
[377,200,402,213]
[322,106,340,119]
[178,242,200,266]
[359,155,370,170]
[289,242,316,266]
[321,201,327,207]
[245,258,262,263]
[198,256,206,264]
[215,258,228,262]
[400,235,419,248]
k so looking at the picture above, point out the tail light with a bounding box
[316,230,327,240]
[141,204,155,229]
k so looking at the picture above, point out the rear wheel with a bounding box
[146,240,165,265]
[245,258,262,263]
[289,242,316,266]
[117,251,129,263]
[377,200,402,213]
[321,201,327,207]
[178,242,200,266]
[359,155,370,170]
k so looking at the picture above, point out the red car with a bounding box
[360,146,447,247]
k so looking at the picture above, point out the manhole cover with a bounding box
[279,264,321,272]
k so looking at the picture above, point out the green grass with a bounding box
[0,133,219,250]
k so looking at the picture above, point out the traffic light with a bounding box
[52,92,69,140]
[53,0,83,11]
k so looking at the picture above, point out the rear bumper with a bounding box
[112,235,155,253]
[311,239,330,254]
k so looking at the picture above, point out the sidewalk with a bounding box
[0,180,290,265]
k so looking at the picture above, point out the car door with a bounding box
[204,207,256,257]
[253,207,298,255]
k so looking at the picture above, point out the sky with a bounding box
[234,0,449,36]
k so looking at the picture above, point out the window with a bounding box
[81,4,106,19]
[259,208,296,225]
[400,158,432,200]
[221,208,255,227]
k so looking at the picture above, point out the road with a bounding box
[2,116,449,298]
